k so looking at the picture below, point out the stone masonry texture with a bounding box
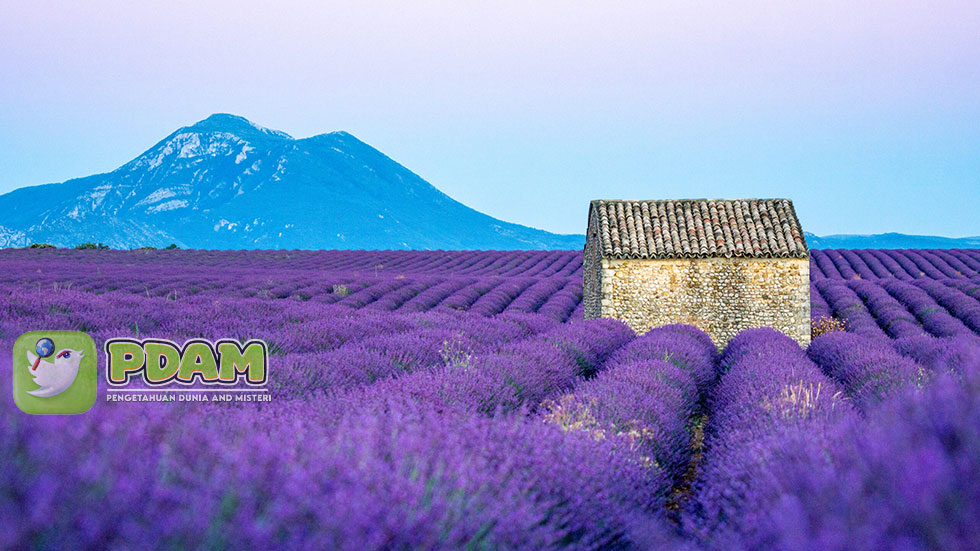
[585,257,810,348]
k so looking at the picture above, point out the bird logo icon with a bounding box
[13,331,97,415]
[26,338,86,397]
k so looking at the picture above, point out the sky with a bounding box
[1,1,978,237]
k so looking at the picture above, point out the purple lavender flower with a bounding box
[807,331,921,411]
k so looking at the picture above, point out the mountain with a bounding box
[804,232,980,250]
[0,114,584,250]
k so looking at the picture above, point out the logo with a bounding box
[105,338,268,387]
[13,331,98,414]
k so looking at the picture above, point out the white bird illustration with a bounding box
[26,349,85,397]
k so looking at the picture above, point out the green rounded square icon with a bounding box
[12,331,97,415]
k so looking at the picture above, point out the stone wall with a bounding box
[582,214,603,319]
[587,256,810,348]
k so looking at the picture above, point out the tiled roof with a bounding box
[589,199,808,259]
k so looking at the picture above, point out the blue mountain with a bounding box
[0,114,584,250]
[804,232,980,250]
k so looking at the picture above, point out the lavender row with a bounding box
[687,327,980,550]
[1,311,706,549]
[10,248,980,284]
[9,250,980,338]
[1,269,587,324]
[0,374,687,550]
[782,365,980,550]
[809,283,832,320]
[0,248,586,277]
[806,332,921,411]
[605,324,720,398]
[545,325,717,488]
[810,249,980,280]
[814,278,980,342]
[879,279,974,337]
[686,329,856,549]
[323,317,636,414]
[847,279,926,338]
[892,333,980,374]
[813,280,889,339]
[913,279,980,333]
[0,286,582,397]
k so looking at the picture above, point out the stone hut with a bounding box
[583,198,810,347]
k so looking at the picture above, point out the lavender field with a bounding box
[2,248,980,550]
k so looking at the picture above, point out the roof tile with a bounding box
[588,198,808,259]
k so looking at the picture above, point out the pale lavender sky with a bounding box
[1,1,978,236]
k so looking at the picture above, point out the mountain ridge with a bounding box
[0,114,584,250]
[803,232,980,250]
[1,114,976,251]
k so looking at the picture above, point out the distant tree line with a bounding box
[27,243,179,250]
